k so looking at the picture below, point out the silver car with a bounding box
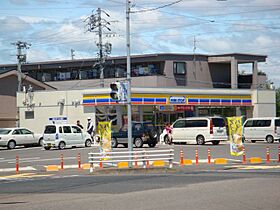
[0,128,43,149]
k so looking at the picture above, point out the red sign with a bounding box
[175,105,194,111]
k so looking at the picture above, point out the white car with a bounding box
[43,124,92,150]
[243,117,280,143]
[166,117,228,145]
[0,128,43,149]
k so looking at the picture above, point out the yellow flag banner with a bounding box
[97,122,112,153]
[227,116,244,156]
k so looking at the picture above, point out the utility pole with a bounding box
[193,36,197,79]
[126,0,133,168]
[84,8,112,87]
[71,49,75,60]
[97,8,104,87]
[11,41,31,92]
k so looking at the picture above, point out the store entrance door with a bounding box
[155,112,184,131]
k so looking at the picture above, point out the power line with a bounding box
[131,0,183,13]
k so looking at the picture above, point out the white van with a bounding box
[43,124,92,150]
[243,117,280,143]
[169,117,228,145]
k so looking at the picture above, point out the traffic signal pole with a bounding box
[126,0,133,168]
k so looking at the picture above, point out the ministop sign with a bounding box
[169,96,186,104]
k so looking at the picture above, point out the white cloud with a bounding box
[0,0,279,87]
[0,16,31,33]
[9,0,29,5]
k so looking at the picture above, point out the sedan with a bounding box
[0,128,43,149]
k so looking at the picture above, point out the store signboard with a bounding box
[175,105,194,111]
[169,96,186,104]
[157,106,174,112]
[49,117,67,124]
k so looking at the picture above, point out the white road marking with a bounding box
[0,166,36,173]
[0,157,41,163]
[7,157,76,164]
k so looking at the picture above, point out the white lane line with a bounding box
[8,157,76,164]
[0,166,36,173]
[0,157,41,163]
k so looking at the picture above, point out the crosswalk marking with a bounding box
[231,165,280,170]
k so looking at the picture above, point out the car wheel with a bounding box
[134,137,144,148]
[212,141,220,145]
[196,135,205,145]
[38,138,43,146]
[111,137,118,148]
[251,140,256,143]
[85,139,91,147]
[58,141,66,150]
[7,140,16,149]
[44,146,51,150]
[266,135,274,143]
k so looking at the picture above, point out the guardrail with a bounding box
[88,149,174,172]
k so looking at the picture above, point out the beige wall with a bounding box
[252,90,276,117]
[17,90,95,133]
[186,61,213,88]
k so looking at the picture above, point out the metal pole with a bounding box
[126,0,133,168]
[98,8,104,88]
[17,43,22,92]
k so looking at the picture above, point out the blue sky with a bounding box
[0,0,280,87]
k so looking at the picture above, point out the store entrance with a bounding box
[155,112,184,131]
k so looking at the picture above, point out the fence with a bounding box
[88,149,174,172]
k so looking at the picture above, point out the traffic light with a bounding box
[110,82,121,101]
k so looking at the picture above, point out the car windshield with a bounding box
[212,118,225,127]
[143,123,154,129]
[0,129,11,135]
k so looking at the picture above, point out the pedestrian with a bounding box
[76,120,83,129]
[87,117,94,137]
[165,122,172,144]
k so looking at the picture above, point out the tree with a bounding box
[276,88,280,117]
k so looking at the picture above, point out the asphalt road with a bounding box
[0,141,279,172]
[0,171,279,210]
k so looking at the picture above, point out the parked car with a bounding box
[43,124,92,150]
[0,128,43,149]
[111,121,159,148]
[166,117,228,145]
[243,117,280,143]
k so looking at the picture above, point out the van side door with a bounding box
[172,120,186,142]
[62,126,74,146]
[186,120,208,142]
[275,119,280,136]
[243,120,254,140]
[71,126,83,145]
[255,120,271,140]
